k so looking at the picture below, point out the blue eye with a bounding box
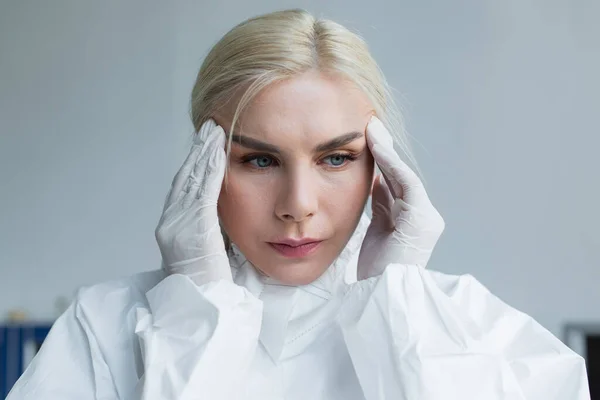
[323,153,354,167]
[243,153,356,170]
[247,155,275,168]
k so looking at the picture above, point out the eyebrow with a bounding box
[229,131,364,154]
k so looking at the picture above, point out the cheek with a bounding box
[217,171,274,235]
[317,162,373,232]
[324,157,374,201]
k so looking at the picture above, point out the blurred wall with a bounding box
[0,0,598,338]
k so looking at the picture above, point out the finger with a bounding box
[166,146,202,207]
[366,117,428,205]
[370,144,429,206]
[179,125,226,210]
[366,115,394,150]
[366,116,410,197]
[371,175,395,231]
[176,120,222,209]
[380,164,403,201]
[372,175,394,212]
[197,126,226,203]
[194,118,217,146]
[165,118,217,208]
[180,173,201,209]
[190,123,225,194]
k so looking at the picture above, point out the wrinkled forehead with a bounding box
[214,72,374,147]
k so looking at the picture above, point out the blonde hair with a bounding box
[189,8,417,169]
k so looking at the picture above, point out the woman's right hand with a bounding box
[155,118,232,286]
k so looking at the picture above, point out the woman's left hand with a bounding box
[357,116,445,280]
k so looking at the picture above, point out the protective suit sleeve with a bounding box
[133,274,263,400]
[6,297,118,399]
[338,264,590,400]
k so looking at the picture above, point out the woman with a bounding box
[8,9,589,400]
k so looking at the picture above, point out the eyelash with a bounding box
[241,153,358,170]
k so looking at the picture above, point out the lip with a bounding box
[271,238,322,247]
[268,239,323,258]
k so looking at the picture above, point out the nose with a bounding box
[274,168,318,223]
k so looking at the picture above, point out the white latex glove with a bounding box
[155,118,232,286]
[357,116,445,280]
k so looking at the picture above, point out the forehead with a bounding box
[219,71,374,145]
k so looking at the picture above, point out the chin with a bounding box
[259,263,329,286]
[234,240,347,286]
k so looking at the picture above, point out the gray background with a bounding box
[1,0,598,342]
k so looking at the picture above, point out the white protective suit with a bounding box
[7,213,590,399]
[8,117,590,399]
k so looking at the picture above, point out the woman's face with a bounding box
[215,71,375,285]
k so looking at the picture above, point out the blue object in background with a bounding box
[0,324,52,399]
